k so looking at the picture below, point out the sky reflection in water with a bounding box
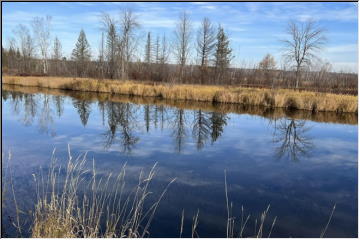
[2,87,358,237]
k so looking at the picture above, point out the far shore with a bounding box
[2,75,358,113]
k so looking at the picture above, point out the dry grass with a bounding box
[3,75,357,113]
[31,146,175,238]
[3,84,357,125]
[4,148,337,238]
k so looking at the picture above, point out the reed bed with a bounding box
[3,76,357,113]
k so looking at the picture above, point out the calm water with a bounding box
[2,85,358,237]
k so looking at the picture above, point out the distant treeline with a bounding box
[1,10,357,94]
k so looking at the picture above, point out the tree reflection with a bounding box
[172,108,187,153]
[52,95,64,118]
[3,89,234,153]
[10,91,24,115]
[192,110,211,150]
[72,99,92,126]
[23,93,37,125]
[103,102,139,153]
[272,118,313,161]
[38,95,55,135]
[144,105,151,132]
[210,112,228,144]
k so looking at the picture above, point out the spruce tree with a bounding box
[71,29,91,77]
[214,26,232,83]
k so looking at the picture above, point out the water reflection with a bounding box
[72,99,92,126]
[272,118,313,161]
[103,102,139,153]
[2,86,356,157]
[172,109,187,153]
[2,85,358,237]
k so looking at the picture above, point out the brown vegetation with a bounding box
[3,84,357,125]
[30,149,175,238]
[3,76,358,113]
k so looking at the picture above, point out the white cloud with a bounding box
[200,5,217,10]
[326,44,357,54]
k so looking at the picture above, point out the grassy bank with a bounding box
[2,76,358,113]
[4,84,357,125]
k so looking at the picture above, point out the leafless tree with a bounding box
[174,11,192,83]
[145,32,152,64]
[282,20,327,88]
[14,24,35,73]
[119,9,139,80]
[196,17,216,84]
[98,32,105,79]
[259,53,276,87]
[32,16,52,74]
[52,37,62,60]
[52,37,62,75]
[101,13,118,79]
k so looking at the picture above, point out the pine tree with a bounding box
[71,29,91,77]
[214,26,232,83]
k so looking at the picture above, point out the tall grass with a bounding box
[224,170,276,238]
[3,148,337,238]
[3,76,357,113]
[31,146,175,238]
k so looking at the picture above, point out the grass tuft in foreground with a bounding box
[31,146,175,238]
[4,148,337,238]
[3,75,357,113]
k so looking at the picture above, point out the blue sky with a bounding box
[2,2,358,72]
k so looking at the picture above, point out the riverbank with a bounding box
[2,76,358,113]
[4,84,357,125]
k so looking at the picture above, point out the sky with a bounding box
[2,2,358,73]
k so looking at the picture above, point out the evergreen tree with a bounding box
[71,29,91,77]
[214,26,232,83]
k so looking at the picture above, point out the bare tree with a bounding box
[258,53,276,87]
[52,37,62,75]
[145,32,152,64]
[52,37,62,60]
[196,17,216,84]
[101,13,118,79]
[119,9,139,80]
[32,16,52,74]
[98,32,105,79]
[14,24,35,74]
[174,11,192,83]
[156,34,170,82]
[154,35,160,64]
[160,34,169,65]
[282,20,327,88]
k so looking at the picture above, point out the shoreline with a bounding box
[3,84,357,125]
[2,75,358,113]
